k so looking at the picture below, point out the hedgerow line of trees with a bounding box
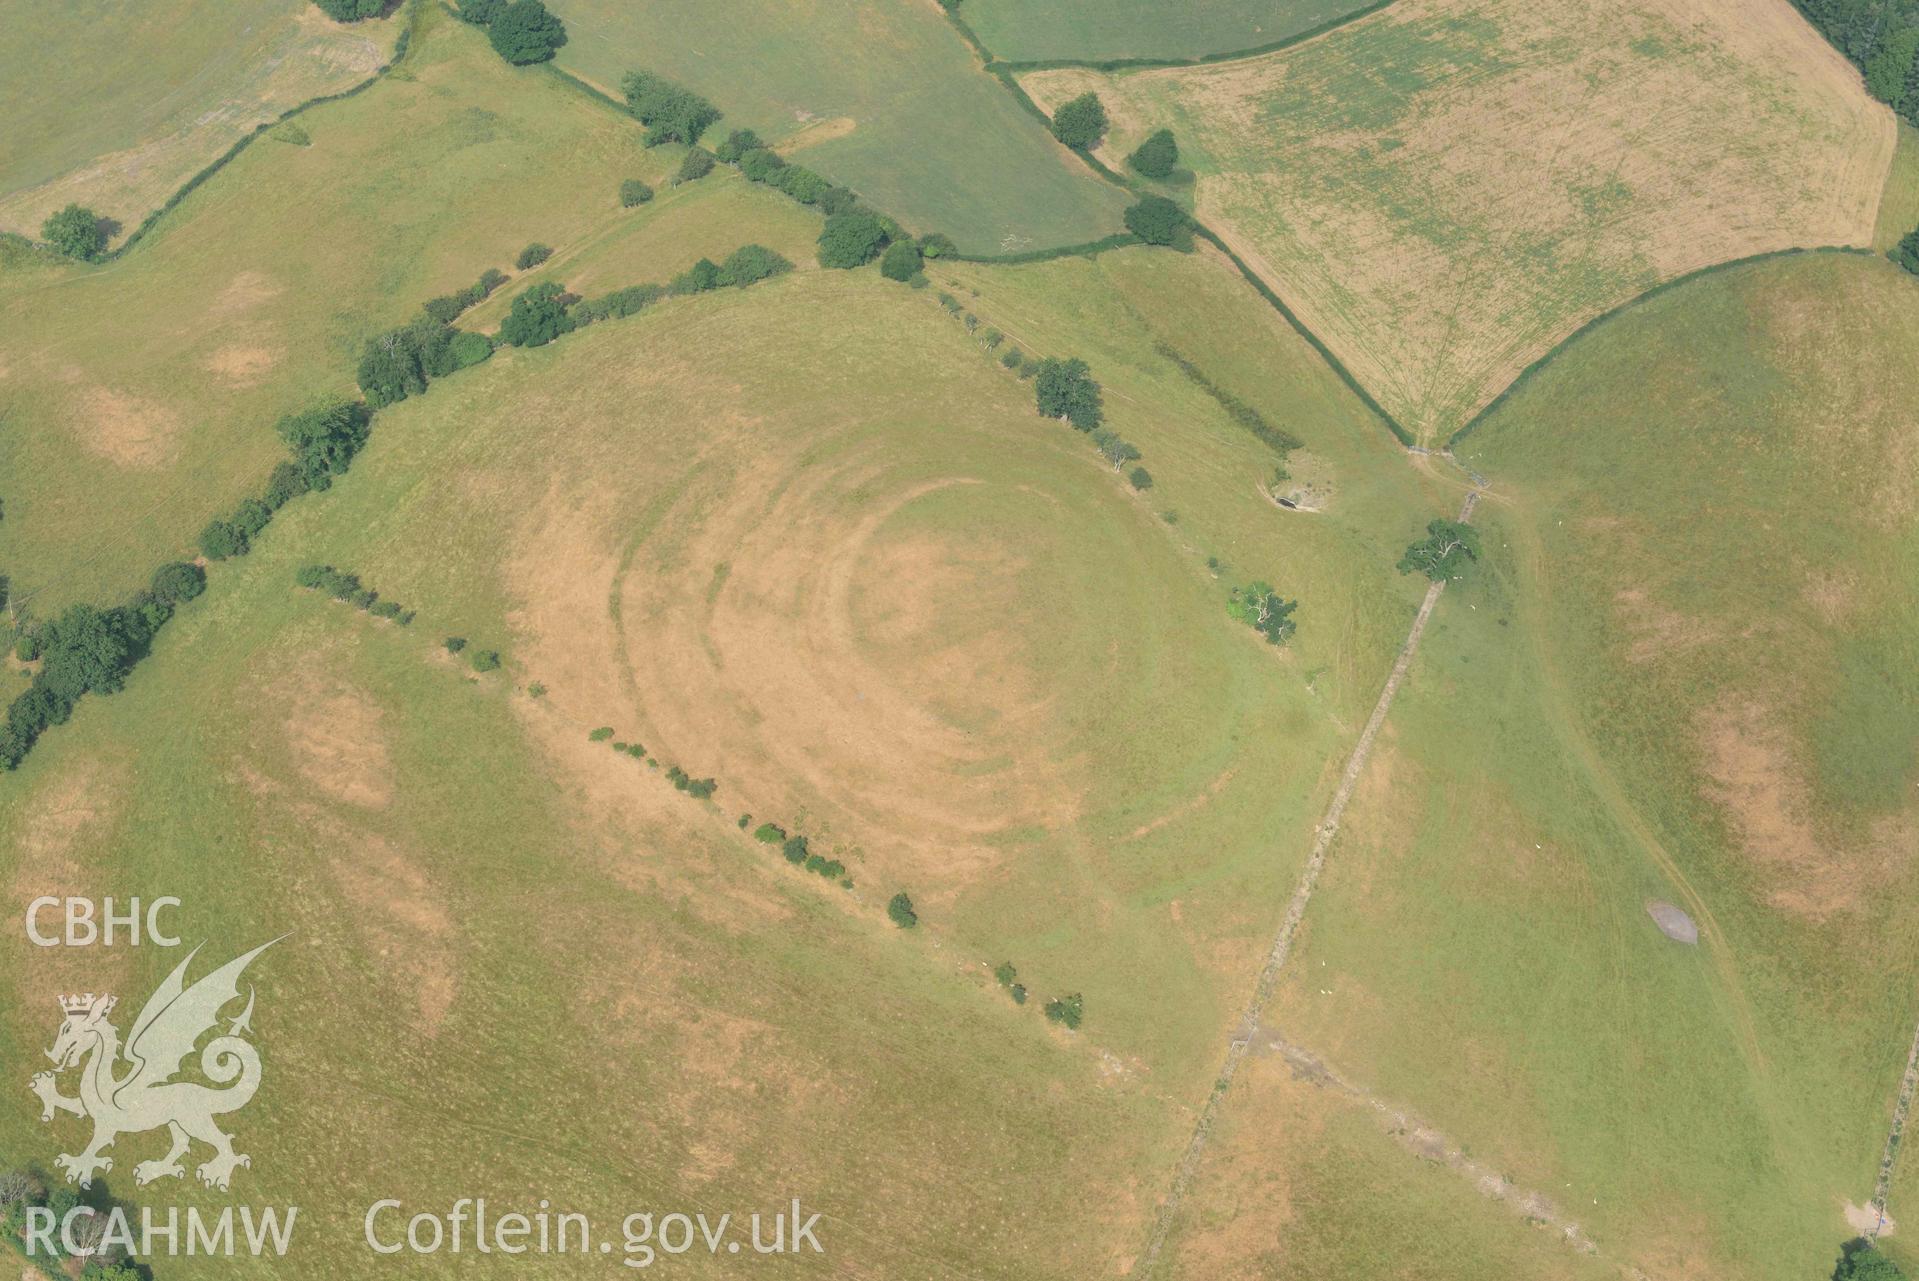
[4,221,816,774]
[295,564,417,624]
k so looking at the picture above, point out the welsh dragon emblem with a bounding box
[29,940,277,1192]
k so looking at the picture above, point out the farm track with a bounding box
[1870,1018,1919,1236]
[1132,488,1477,1278]
[1259,1035,1656,1277]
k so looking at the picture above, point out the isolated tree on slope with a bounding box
[1396,518,1482,581]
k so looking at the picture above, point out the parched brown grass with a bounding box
[1026,0,1894,441]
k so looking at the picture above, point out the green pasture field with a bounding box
[960,0,1378,64]
[544,0,1131,253]
[1021,0,1894,442]
[0,0,404,246]
[0,7,817,618]
[0,252,1444,1274]
[1252,252,1919,1280]
[1159,1051,1619,1279]
[1874,122,1919,252]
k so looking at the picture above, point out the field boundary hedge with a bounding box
[938,5,1417,446]
[958,0,1398,74]
[1189,226,1414,445]
[1445,244,1876,449]
[103,1,423,262]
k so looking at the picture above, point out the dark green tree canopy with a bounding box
[1124,195,1188,247]
[1895,224,1919,275]
[498,281,576,346]
[739,147,787,183]
[198,518,248,561]
[1835,1243,1906,1281]
[887,893,919,928]
[718,244,791,287]
[37,605,136,702]
[622,70,721,146]
[1229,582,1298,645]
[276,401,374,491]
[488,0,567,64]
[620,178,654,207]
[1127,128,1179,178]
[818,211,891,269]
[311,0,384,20]
[1050,92,1108,150]
[151,562,206,605]
[676,148,715,183]
[714,129,763,163]
[879,239,922,282]
[670,258,724,295]
[452,0,502,21]
[1034,357,1103,430]
[1397,518,1482,581]
[42,204,106,261]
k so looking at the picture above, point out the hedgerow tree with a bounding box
[357,318,466,407]
[1034,357,1102,430]
[775,165,831,204]
[1128,466,1153,491]
[676,148,715,183]
[277,401,373,492]
[887,893,919,928]
[1397,518,1482,581]
[670,258,723,294]
[621,71,721,146]
[1050,93,1107,149]
[488,0,566,64]
[918,232,956,260]
[311,0,384,20]
[717,244,790,287]
[1124,195,1188,247]
[42,205,105,261]
[498,281,575,346]
[454,0,502,21]
[714,129,762,163]
[516,242,552,269]
[39,605,136,703]
[819,211,890,268]
[198,518,248,561]
[1043,992,1084,1029]
[1127,128,1178,178]
[879,239,922,281]
[620,179,654,207]
[1895,225,1919,275]
[150,563,206,605]
[739,147,786,184]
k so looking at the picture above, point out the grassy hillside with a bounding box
[959,0,1378,63]
[545,0,1131,253]
[1246,251,1919,1281]
[0,7,818,616]
[0,0,403,246]
[1023,0,1894,441]
[0,245,1452,1275]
